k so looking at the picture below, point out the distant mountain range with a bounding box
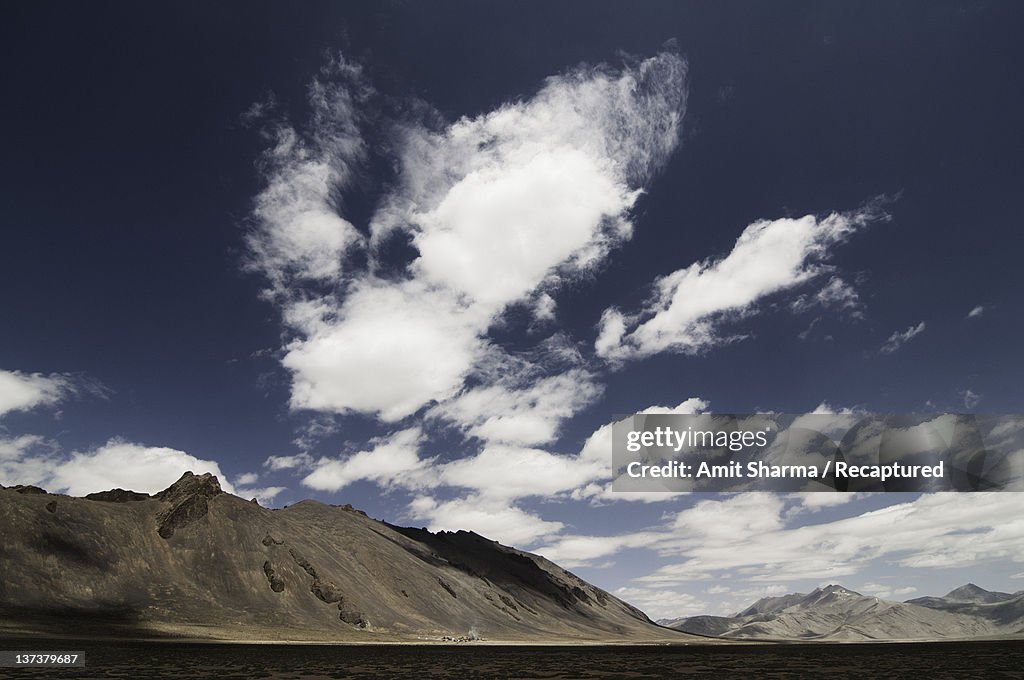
[659,584,1024,641]
[0,474,692,643]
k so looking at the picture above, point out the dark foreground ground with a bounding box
[1,639,1023,679]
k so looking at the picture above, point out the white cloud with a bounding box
[542,492,1024,589]
[439,444,607,501]
[408,494,564,546]
[538,532,662,568]
[0,370,77,418]
[571,398,709,504]
[791,276,864,319]
[0,435,60,487]
[246,56,369,298]
[962,389,982,409]
[301,427,428,492]
[248,52,687,422]
[283,282,487,421]
[613,586,707,620]
[2,433,241,500]
[967,305,985,319]
[881,321,926,354]
[786,492,865,514]
[435,396,708,503]
[235,472,260,486]
[597,208,883,360]
[532,293,557,323]
[811,401,862,415]
[427,368,602,447]
[859,582,917,600]
[235,485,287,505]
[264,452,314,471]
[47,439,236,497]
[234,469,287,504]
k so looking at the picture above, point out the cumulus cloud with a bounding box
[248,51,688,422]
[283,283,487,421]
[436,396,708,505]
[438,444,607,501]
[0,437,237,497]
[427,368,603,447]
[235,472,260,486]
[881,321,926,354]
[301,427,428,492]
[49,440,238,497]
[596,207,886,360]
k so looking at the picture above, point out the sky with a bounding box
[2,1,1023,619]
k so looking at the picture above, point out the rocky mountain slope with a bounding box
[662,584,1024,641]
[0,474,692,643]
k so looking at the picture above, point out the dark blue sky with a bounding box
[2,1,1022,617]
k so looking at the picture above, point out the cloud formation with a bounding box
[301,427,427,492]
[248,52,688,422]
[1,437,236,497]
[596,207,885,360]
[538,491,1024,599]
[881,321,926,354]
[790,276,864,320]
[0,369,79,418]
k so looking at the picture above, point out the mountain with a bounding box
[907,583,1019,607]
[0,474,693,643]
[666,584,1023,641]
[906,584,1024,632]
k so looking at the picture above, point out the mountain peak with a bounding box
[812,584,861,598]
[946,583,986,598]
[942,583,1014,604]
[154,471,223,505]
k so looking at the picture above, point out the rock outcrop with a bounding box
[85,489,150,503]
[154,472,223,539]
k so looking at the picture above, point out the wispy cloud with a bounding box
[596,205,888,361]
[791,276,865,320]
[967,305,985,319]
[881,321,926,354]
[0,369,102,418]
[245,55,370,299]
[539,491,1024,593]
[962,388,982,409]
